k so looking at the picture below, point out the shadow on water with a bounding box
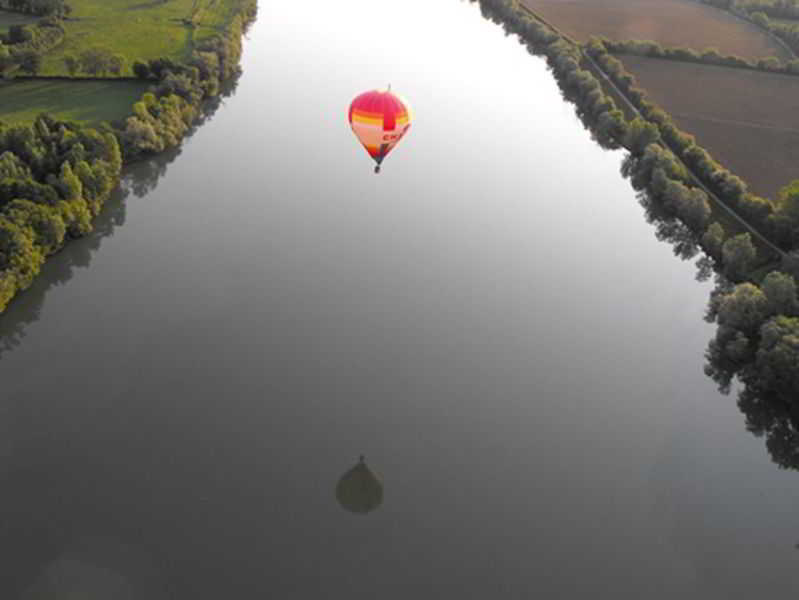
[335,456,384,515]
[736,386,799,471]
[0,75,240,361]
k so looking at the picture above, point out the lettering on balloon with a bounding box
[382,127,410,142]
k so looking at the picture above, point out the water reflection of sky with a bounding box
[0,1,798,598]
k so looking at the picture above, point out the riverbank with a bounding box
[477,0,799,442]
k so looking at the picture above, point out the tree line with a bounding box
[711,0,799,21]
[62,47,126,77]
[701,0,799,56]
[599,37,799,76]
[0,0,69,17]
[470,0,799,462]
[0,116,122,311]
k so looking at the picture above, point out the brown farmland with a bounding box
[621,55,799,199]
[521,0,791,61]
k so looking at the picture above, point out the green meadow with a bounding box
[0,79,149,125]
[38,0,247,76]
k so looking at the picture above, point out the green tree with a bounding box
[99,132,123,175]
[762,271,799,317]
[757,56,781,70]
[108,54,125,76]
[54,161,82,201]
[664,181,710,233]
[5,199,66,255]
[702,222,726,259]
[0,151,33,180]
[17,50,42,76]
[750,11,771,28]
[0,271,15,313]
[624,117,660,155]
[701,47,723,63]
[0,43,12,74]
[776,179,799,221]
[0,215,44,290]
[722,233,756,281]
[756,316,799,396]
[63,54,79,77]
[717,282,768,334]
[132,60,150,79]
[78,47,113,76]
[8,24,32,44]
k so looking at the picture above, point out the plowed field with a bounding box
[621,55,799,199]
[521,0,791,61]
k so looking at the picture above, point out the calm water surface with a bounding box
[1,1,798,598]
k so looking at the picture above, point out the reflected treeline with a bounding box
[634,185,799,473]
[0,176,127,359]
[0,74,240,360]
[628,180,799,473]
[636,186,703,266]
[125,74,240,199]
[737,387,799,471]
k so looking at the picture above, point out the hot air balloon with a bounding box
[349,87,412,173]
[335,455,383,514]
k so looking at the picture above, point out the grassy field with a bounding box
[620,54,799,200]
[39,0,247,76]
[0,79,148,126]
[0,8,37,32]
[1,1,250,127]
[521,0,791,60]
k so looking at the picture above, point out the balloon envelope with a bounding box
[335,457,383,514]
[349,89,412,168]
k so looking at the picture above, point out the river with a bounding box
[0,1,797,598]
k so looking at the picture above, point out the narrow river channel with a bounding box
[0,1,797,598]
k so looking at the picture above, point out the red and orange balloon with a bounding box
[349,87,413,173]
